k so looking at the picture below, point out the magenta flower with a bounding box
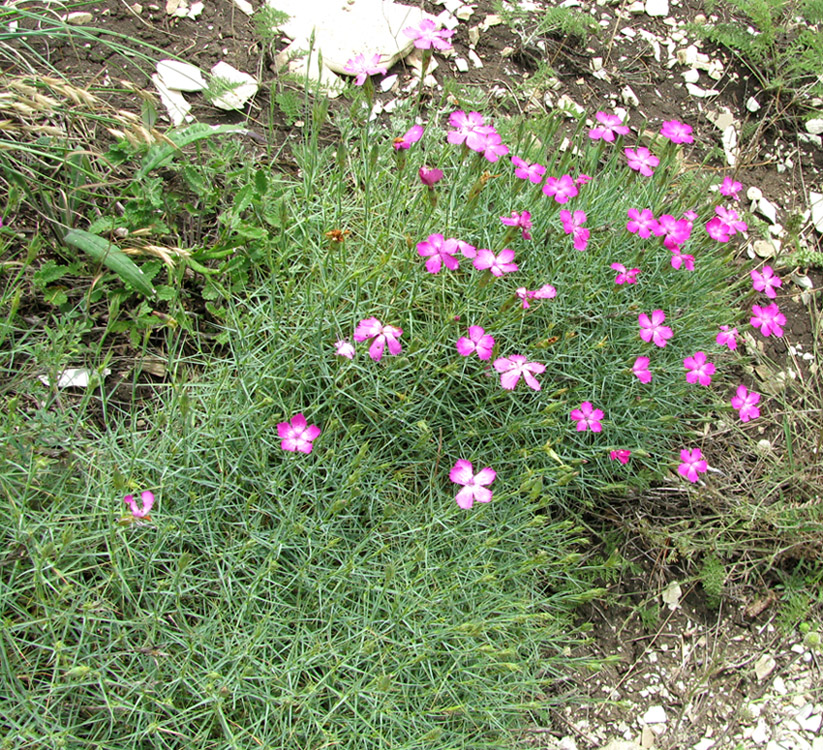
[450,459,496,509]
[638,310,673,347]
[393,124,423,151]
[473,248,518,277]
[353,317,404,360]
[626,208,660,238]
[632,356,652,384]
[277,413,321,454]
[493,354,545,390]
[416,234,460,274]
[730,384,761,422]
[705,216,731,242]
[570,402,604,432]
[124,490,154,518]
[447,110,493,150]
[719,176,743,200]
[625,146,659,177]
[678,448,707,483]
[403,18,454,50]
[658,215,692,249]
[542,174,578,203]
[669,248,695,271]
[500,210,532,239]
[419,166,443,186]
[335,339,355,359]
[559,209,589,251]
[343,53,387,86]
[660,119,694,144]
[532,283,557,299]
[716,325,738,350]
[610,449,632,464]
[476,129,509,162]
[683,351,715,386]
[750,303,785,338]
[456,326,495,360]
[589,111,630,142]
[511,155,546,183]
[456,239,477,258]
[611,263,640,285]
[715,205,748,235]
[683,209,698,222]
[751,265,782,299]
[516,287,534,309]
[575,173,592,187]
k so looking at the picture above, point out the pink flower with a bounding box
[638,310,673,347]
[447,110,493,150]
[393,124,423,150]
[124,490,154,518]
[511,156,546,183]
[516,287,534,309]
[473,248,518,277]
[416,234,461,274]
[750,303,785,338]
[678,448,707,483]
[476,129,509,162]
[669,248,695,271]
[559,209,589,251]
[632,356,652,384]
[625,146,659,177]
[716,325,738,350]
[683,209,698,222]
[626,208,660,238]
[532,283,557,299]
[419,166,443,186]
[542,174,578,203]
[277,413,321,454]
[589,111,630,142]
[611,263,640,284]
[335,339,355,359]
[575,173,592,187]
[705,216,731,242]
[610,449,632,464]
[683,351,715,386]
[570,401,604,432]
[657,215,692,249]
[730,384,761,422]
[403,18,454,50]
[456,326,495,360]
[719,176,743,200]
[456,240,477,258]
[343,53,387,86]
[354,317,404,360]
[660,119,694,144]
[715,205,747,235]
[493,354,545,390]
[500,210,533,239]
[751,265,782,299]
[450,459,496,509]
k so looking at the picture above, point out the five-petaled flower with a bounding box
[403,18,454,50]
[611,263,640,285]
[542,174,578,203]
[716,325,738,350]
[719,176,742,200]
[559,209,589,251]
[343,53,387,86]
[670,248,695,271]
[626,208,660,238]
[678,448,707,483]
[751,265,782,299]
[393,124,423,150]
[625,146,659,177]
[447,110,493,150]
[610,449,632,464]
[589,111,630,142]
[124,490,154,518]
[638,310,673,347]
[660,119,694,144]
[473,248,518,277]
[277,413,321,454]
[417,233,461,274]
[750,303,785,338]
[730,384,761,422]
[419,166,443,186]
[335,339,355,359]
[511,155,546,183]
[456,326,495,360]
[570,402,604,432]
[354,317,404,360]
[683,351,715,386]
[632,356,652,384]
[450,459,496,509]
[500,210,532,239]
[493,354,545,390]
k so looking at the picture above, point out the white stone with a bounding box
[810,192,823,232]
[800,714,823,733]
[455,5,473,20]
[186,1,203,18]
[233,0,254,15]
[677,44,699,65]
[772,676,788,695]
[209,61,259,110]
[642,706,667,724]
[38,368,110,389]
[627,0,646,11]
[468,49,483,68]
[380,74,398,91]
[751,719,770,744]
[693,740,715,750]
[621,85,640,107]
[645,0,668,16]
[722,124,738,166]
[151,72,193,126]
[757,197,779,224]
[747,186,764,202]
[156,59,207,92]
[755,654,777,680]
[468,26,480,46]
[686,83,719,97]
[805,119,823,135]
[454,57,469,72]
[63,11,94,24]
[662,581,682,610]
[747,96,762,112]
[557,94,586,117]
[682,68,700,83]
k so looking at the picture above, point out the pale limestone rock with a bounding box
[63,11,94,23]
[209,61,258,110]
[233,0,254,15]
[645,0,668,16]
[467,49,483,68]
[810,192,823,232]
[621,85,640,107]
[682,68,700,83]
[642,705,667,724]
[806,119,823,135]
[156,59,207,92]
[454,57,469,72]
[747,96,761,112]
[151,73,192,126]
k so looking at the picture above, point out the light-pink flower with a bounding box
[447,110,493,150]
[719,176,743,200]
[124,490,155,518]
[678,448,707,483]
[559,209,589,251]
[632,356,652,384]
[750,265,782,299]
[625,146,659,177]
[456,326,495,360]
[669,248,695,271]
[418,166,443,186]
[403,18,454,50]
[626,208,659,238]
[532,283,557,299]
[473,248,518,277]
[393,124,423,150]
[493,354,545,390]
[570,401,604,432]
[500,210,532,239]
[638,309,673,347]
[750,303,785,338]
[335,339,355,359]
[683,351,715,386]
[450,459,496,509]
[343,53,387,86]
[277,413,321,454]
[353,316,404,360]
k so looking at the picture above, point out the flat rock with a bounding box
[642,705,667,724]
[63,11,94,24]
[806,118,823,135]
[151,72,192,126]
[156,59,207,92]
[810,192,823,232]
[209,61,258,110]
[645,0,668,15]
